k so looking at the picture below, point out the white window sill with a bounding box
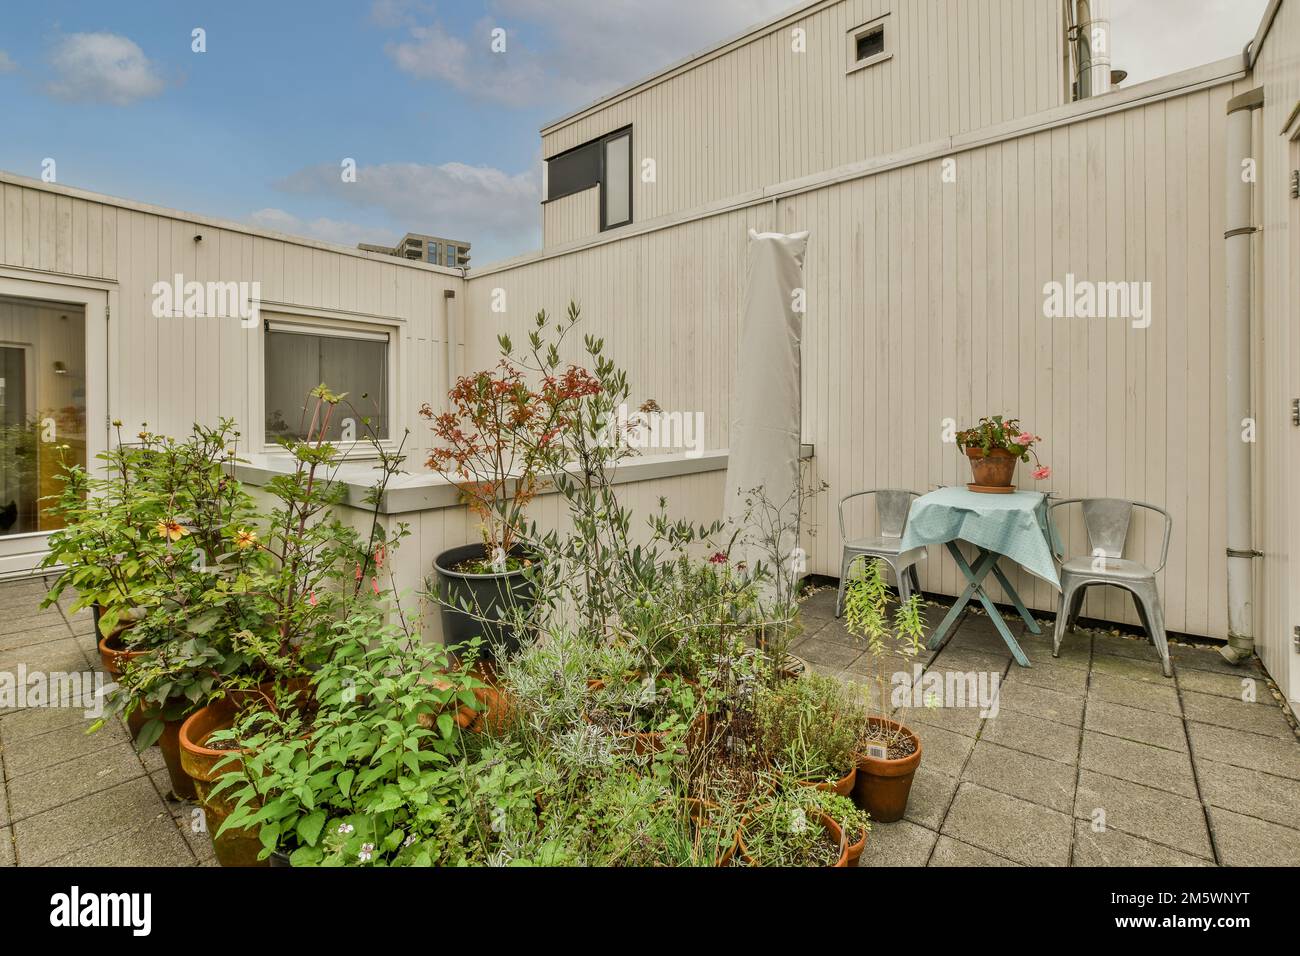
[846,52,892,76]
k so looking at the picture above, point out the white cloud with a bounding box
[1110,0,1269,86]
[0,51,17,74]
[273,159,541,241]
[379,0,792,109]
[246,208,399,248]
[46,32,165,106]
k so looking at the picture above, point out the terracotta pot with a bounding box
[737,809,849,867]
[965,447,1018,492]
[795,764,857,797]
[97,633,152,739]
[852,718,923,823]
[179,696,269,868]
[844,826,868,865]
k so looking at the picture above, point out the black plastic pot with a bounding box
[269,850,292,867]
[433,543,540,661]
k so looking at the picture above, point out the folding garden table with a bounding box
[899,487,1061,666]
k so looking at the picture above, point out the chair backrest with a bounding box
[839,489,919,540]
[1048,497,1174,572]
[1081,498,1133,559]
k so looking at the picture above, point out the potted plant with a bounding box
[736,790,850,867]
[955,415,1050,493]
[754,672,859,794]
[421,353,579,660]
[843,556,927,822]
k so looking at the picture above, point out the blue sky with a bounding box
[0,0,1270,267]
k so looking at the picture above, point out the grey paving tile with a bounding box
[0,623,73,653]
[1180,690,1296,740]
[1093,632,1162,661]
[12,777,167,865]
[0,637,94,676]
[3,719,130,777]
[1170,644,1264,678]
[1002,657,1089,696]
[0,705,95,744]
[1088,672,1181,716]
[8,742,148,821]
[1084,699,1188,752]
[929,835,1021,866]
[961,739,1077,814]
[1177,667,1267,701]
[941,782,1072,866]
[1196,759,1300,830]
[1080,731,1197,798]
[856,819,936,867]
[793,636,862,671]
[1024,628,1092,669]
[980,709,1081,764]
[1089,652,1174,685]
[1187,721,1300,781]
[907,699,985,737]
[909,724,976,777]
[1072,821,1212,867]
[797,616,859,649]
[1074,769,1213,861]
[0,827,12,866]
[997,680,1085,726]
[42,813,194,867]
[902,768,958,831]
[1207,807,1300,867]
[930,646,1011,675]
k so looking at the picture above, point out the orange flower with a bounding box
[156,519,189,542]
[233,528,258,550]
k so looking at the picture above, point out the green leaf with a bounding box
[435,713,454,739]
[296,810,327,847]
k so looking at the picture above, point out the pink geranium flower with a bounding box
[1032,466,1051,480]
[1015,431,1036,446]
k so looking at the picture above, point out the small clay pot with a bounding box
[965,447,1018,492]
[795,764,857,797]
[737,808,849,867]
[852,718,923,823]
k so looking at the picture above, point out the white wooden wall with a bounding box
[542,0,1066,245]
[0,178,463,455]
[474,69,1251,642]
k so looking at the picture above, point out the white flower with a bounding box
[337,822,354,836]
[358,842,374,862]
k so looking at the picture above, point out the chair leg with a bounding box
[894,559,912,606]
[1054,580,1080,658]
[1134,585,1172,678]
[908,564,922,595]
[834,550,853,618]
[1066,585,1087,631]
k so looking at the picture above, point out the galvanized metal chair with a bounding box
[835,489,925,617]
[1048,497,1174,677]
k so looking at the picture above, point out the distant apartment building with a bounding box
[358,233,470,269]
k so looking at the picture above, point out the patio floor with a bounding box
[794,585,1300,866]
[1,575,1298,867]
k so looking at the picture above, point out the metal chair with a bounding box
[1048,498,1174,677]
[835,489,926,617]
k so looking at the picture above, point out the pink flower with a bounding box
[1015,432,1036,446]
[708,551,728,565]
[1032,466,1052,480]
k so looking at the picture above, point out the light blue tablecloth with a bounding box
[900,487,1061,589]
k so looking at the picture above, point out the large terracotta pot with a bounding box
[737,809,849,867]
[795,764,857,797]
[852,718,923,823]
[965,447,1018,492]
[179,696,269,868]
[97,634,150,743]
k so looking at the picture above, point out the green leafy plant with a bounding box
[738,791,844,867]
[754,672,860,784]
[955,414,1050,479]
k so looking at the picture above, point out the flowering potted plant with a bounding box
[423,348,597,660]
[954,415,1050,493]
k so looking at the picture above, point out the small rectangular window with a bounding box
[855,26,884,62]
[264,324,390,443]
[601,130,631,230]
[545,141,602,201]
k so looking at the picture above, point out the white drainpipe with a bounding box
[1071,0,1112,99]
[1222,88,1264,665]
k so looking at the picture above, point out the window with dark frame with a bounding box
[264,324,390,443]
[855,24,885,62]
[545,126,633,231]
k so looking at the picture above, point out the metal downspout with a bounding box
[1222,88,1265,665]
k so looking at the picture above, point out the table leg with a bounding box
[926,544,998,651]
[972,578,1032,667]
[990,564,1043,635]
